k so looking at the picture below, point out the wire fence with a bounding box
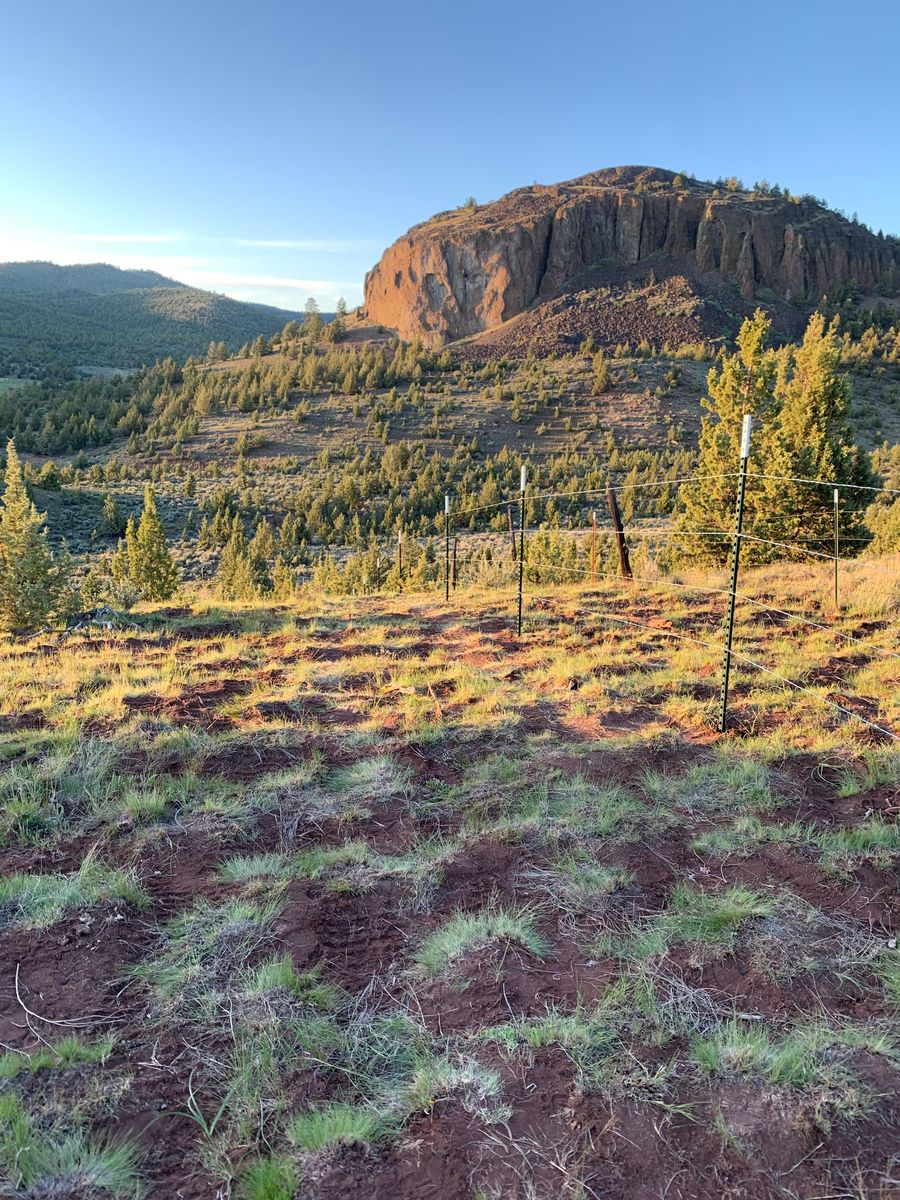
[309,453,897,739]
[374,459,900,741]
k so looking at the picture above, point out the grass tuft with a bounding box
[414,904,551,976]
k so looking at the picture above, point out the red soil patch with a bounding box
[198,737,317,782]
[0,906,152,1053]
[122,679,251,728]
[0,711,45,733]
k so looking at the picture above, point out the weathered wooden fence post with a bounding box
[605,482,632,579]
[517,465,526,636]
[718,413,752,734]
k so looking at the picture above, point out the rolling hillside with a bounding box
[0,261,314,377]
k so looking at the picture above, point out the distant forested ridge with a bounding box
[0,261,318,376]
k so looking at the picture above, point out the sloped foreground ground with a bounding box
[0,575,898,1199]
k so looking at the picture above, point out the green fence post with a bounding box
[517,464,527,636]
[833,488,839,611]
[718,414,752,734]
[444,493,451,603]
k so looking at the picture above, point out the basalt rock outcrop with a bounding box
[364,166,900,346]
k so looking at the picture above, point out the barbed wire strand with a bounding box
[738,535,900,578]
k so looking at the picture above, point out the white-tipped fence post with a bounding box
[517,464,527,636]
[444,494,451,603]
[718,413,752,734]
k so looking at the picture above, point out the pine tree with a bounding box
[0,440,67,632]
[756,313,874,556]
[675,311,780,563]
[123,487,179,601]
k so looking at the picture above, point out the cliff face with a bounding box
[364,167,900,344]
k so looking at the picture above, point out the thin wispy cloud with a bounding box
[232,237,376,252]
[71,232,184,244]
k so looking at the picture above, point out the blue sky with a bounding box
[3,0,899,312]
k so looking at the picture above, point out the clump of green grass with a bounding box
[484,1003,616,1054]
[817,819,900,870]
[0,1033,116,1080]
[0,1093,142,1197]
[691,815,808,858]
[399,1055,506,1120]
[547,774,641,837]
[875,950,900,1006]
[327,756,411,801]
[293,840,371,879]
[549,849,632,896]
[218,852,292,883]
[642,756,777,816]
[834,749,900,798]
[286,1101,390,1151]
[414,904,551,976]
[0,855,145,929]
[134,897,282,1010]
[0,739,120,847]
[238,1153,296,1200]
[693,1018,898,1094]
[244,956,344,1009]
[609,884,775,961]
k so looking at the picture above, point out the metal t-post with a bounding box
[833,488,839,610]
[444,494,450,603]
[718,414,752,734]
[517,464,526,636]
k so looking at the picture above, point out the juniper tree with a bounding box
[101,491,126,537]
[0,440,68,632]
[112,486,178,602]
[215,515,269,600]
[755,313,874,556]
[675,310,780,563]
[676,310,873,565]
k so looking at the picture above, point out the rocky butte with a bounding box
[363,166,900,349]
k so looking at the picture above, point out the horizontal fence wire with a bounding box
[737,535,900,578]
[526,473,739,505]
[448,471,899,522]
[582,609,899,742]
[449,554,898,739]
[747,473,900,496]
[523,560,900,661]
